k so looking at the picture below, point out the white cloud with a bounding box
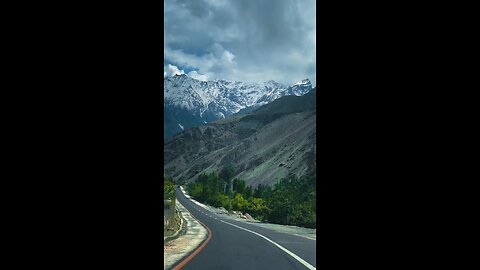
[164,64,185,77]
[164,0,316,85]
[222,50,235,64]
[164,43,236,80]
[188,71,209,81]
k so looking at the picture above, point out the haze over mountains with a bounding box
[164,87,316,188]
[164,74,313,140]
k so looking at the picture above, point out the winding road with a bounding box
[173,187,316,270]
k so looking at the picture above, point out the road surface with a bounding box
[173,187,316,270]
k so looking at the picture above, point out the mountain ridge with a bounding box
[164,75,313,140]
[164,87,316,188]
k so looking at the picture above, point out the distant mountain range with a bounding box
[164,74,313,141]
[164,87,316,188]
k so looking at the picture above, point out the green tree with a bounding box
[254,184,272,199]
[232,193,248,212]
[211,193,230,209]
[233,178,246,195]
[190,182,204,201]
[244,186,253,198]
[246,197,267,218]
[164,175,176,206]
[264,174,316,228]
[219,164,236,211]
[219,164,236,182]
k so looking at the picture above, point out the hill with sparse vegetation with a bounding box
[164,88,316,188]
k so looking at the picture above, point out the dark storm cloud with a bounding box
[164,0,316,85]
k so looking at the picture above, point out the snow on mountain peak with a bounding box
[164,76,316,140]
[164,76,315,110]
[293,78,312,86]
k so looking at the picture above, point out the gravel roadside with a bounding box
[163,199,208,270]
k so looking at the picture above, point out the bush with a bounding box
[211,193,230,209]
[232,193,248,212]
[164,176,175,200]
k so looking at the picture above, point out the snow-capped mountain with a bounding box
[164,74,313,141]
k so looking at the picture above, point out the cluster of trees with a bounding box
[186,172,270,220]
[266,174,316,228]
[183,165,316,228]
[164,175,176,205]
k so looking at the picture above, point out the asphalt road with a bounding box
[174,187,316,270]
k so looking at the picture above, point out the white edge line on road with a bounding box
[220,220,316,270]
[180,186,315,268]
[293,234,317,241]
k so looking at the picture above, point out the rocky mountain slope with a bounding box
[164,88,316,188]
[164,74,313,140]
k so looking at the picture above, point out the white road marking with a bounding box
[293,234,316,241]
[220,220,316,270]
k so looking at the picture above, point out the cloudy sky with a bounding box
[164,0,316,86]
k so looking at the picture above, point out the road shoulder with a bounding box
[164,199,208,270]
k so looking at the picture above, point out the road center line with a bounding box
[220,220,316,270]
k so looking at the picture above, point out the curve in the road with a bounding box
[219,220,315,270]
[174,187,316,270]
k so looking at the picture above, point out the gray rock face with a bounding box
[216,207,229,215]
[164,88,316,188]
[245,213,254,220]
